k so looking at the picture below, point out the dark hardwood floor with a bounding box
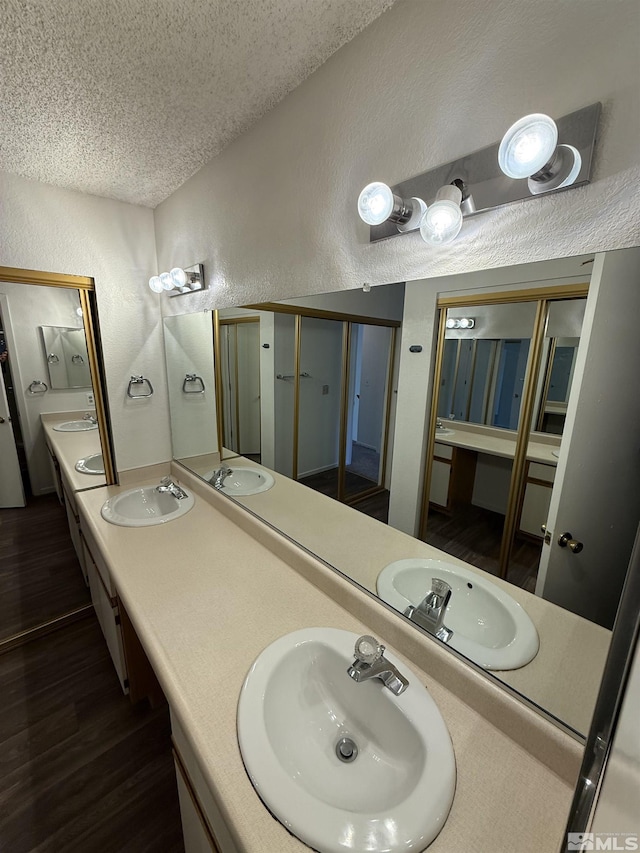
[0,495,90,640]
[0,616,184,853]
[425,505,541,592]
[298,468,391,523]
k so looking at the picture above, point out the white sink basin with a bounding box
[238,627,455,853]
[75,453,104,474]
[101,485,194,527]
[53,419,98,432]
[205,466,275,496]
[377,559,539,670]
[434,428,455,438]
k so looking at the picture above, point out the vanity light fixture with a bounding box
[420,185,464,246]
[359,103,600,245]
[357,182,427,232]
[498,113,582,194]
[148,264,205,297]
[445,317,475,330]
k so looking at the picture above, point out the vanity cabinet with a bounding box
[81,529,129,694]
[429,443,477,512]
[518,462,556,539]
[172,716,240,853]
[61,476,87,583]
[518,462,556,538]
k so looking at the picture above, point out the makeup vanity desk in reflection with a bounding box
[181,451,609,736]
[430,420,560,537]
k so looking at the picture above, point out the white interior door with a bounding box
[0,363,26,507]
[536,248,640,629]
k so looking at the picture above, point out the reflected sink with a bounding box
[435,428,455,438]
[205,466,274,496]
[377,559,539,670]
[101,485,195,527]
[75,453,104,474]
[53,419,98,432]
[238,628,455,853]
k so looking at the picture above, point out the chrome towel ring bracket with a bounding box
[28,380,48,394]
[182,373,206,394]
[127,375,154,398]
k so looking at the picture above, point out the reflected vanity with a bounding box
[162,249,640,739]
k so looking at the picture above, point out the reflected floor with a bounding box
[0,494,90,640]
[424,505,541,593]
[298,468,390,524]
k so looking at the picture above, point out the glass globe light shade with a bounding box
[149,275,164,293]
[459,318,473,329]
[170,267,188,289]
[160,272,175,291]
[498,114,558,179]
[357,182,394,226]
[445,317,457,329]
[420,185,463,246]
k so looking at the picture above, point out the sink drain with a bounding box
[336,737,358,763]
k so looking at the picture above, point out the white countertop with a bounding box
[192,454,610,737]
[76,469,580,853]
[42,411,106,493]
[434,421,561,465]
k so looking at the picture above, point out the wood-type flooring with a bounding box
[0,616,184,853]
[0,495,90,641]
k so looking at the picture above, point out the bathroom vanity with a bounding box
[42,411,106,583]
[76,463,581,853]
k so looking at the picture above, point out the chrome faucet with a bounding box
[436,418,443,430]
[156,476,188,500]
[347,635,409,696]
[404,578,454,643]
[83,413,97,424]
[210,466,232,490]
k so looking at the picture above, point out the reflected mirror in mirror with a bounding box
[0,276,110,645]
[165,249,640,739]
[40,324,92,389]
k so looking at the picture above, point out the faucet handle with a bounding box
[353,635,384,664]
[431,578,451,598]
[159,476,172,486]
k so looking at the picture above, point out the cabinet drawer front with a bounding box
[528,462,556,483]
[434,442,453,460]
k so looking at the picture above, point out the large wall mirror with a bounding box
[0,267,115,648]
[162,247,640,738]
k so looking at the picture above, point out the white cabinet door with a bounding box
[175,758,218,853]
[85,545,128,693]
[429,459,451,508]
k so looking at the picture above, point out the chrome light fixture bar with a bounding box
[149,263,205,296]
[363,102,600,243]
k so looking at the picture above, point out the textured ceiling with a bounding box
[0,0,396,207]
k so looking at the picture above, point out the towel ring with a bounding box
[47,353,60,364]
[182,373,206,394]
[127,375,154,398]
[28,380,48,394]
[72,354,85,364]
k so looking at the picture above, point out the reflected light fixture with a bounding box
[498,113,582,194]
[357,182,427,232]
[446,317,475,330]
[148,264,205,296]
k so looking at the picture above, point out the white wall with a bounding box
[155,0,640,315]
[0,171,169,475]
[0,283,94,494]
